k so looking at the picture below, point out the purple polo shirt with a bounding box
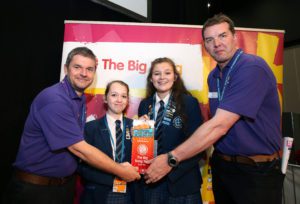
[14,76,85,177]
[208,49,282,156]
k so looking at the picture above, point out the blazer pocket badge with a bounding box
[173,116,183,129]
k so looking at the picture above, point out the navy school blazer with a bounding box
[77,116,134,203]
[138,94,203,196]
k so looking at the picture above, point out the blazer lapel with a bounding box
[97,117,113,159]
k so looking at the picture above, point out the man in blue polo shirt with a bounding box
[144,14,284,204]
[5,47,140,204]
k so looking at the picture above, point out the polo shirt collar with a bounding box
[62,76,84,100]
[212,48,243,79]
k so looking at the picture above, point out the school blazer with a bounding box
[138,94,203,196]
[77,116,133,202]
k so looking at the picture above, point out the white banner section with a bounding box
[60,42,203,91]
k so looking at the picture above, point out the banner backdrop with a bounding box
[61,21,284,204]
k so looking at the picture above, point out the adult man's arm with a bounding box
[144,108,239,183]
[68,140,141,182]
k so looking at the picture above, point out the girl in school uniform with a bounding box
[138,57,203,204]
[78,80,136,204]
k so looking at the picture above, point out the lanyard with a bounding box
[104,115,126,163]
[217,50,243,102]
[81,105,86,127]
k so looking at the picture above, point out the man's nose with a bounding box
[214,38,221,47]
[80,68,87,76]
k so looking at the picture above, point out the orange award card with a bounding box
[131,120,155,174]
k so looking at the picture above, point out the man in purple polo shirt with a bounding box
[4,47,140,204]
[143,14,284,204]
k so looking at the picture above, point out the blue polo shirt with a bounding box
[208,49,282,156]
[14,76,85,177]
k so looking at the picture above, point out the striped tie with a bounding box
[115,120,122,162]
[155,100,165,154]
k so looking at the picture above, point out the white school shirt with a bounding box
[154,92,170,120]
[106,113,123,160]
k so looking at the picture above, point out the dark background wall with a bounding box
[1,0,300,197]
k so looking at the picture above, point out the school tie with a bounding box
[155,100,165,154]
[115,120,122,162]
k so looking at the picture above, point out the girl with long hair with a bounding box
[138,57,203,204]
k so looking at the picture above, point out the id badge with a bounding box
[208,92,218,98]
[112,177,127,193]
